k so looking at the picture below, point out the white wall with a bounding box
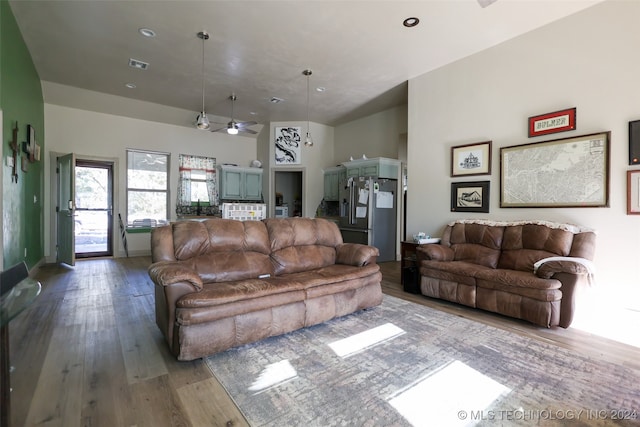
[334,105,407,163]
[44,103,257,259]
[267,121,334,218]
[407,0,640,293]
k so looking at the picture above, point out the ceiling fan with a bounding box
[210,94,258,135]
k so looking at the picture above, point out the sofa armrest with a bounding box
[148,261,203,291]
[416,244,454,262]
[533,257,595,281]
[336,243,379,266]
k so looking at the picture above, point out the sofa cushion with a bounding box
[183,252,274,284]
[170,219,273,282]
[265,217,343,275]
[176,291,307,326]
[448,223,504,268]
[283,264,381,298]
[174,264,381,326]
[177,277,305,308]
[172,219,271,260]
[476,282,561,303]
[419,260,489,286]
[498,224,574,272]
[475,269,562,302]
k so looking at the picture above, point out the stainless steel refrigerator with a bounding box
[338,176,397,262]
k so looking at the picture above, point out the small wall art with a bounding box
[451,181,490,213]
[451,141,492,177]
[275,126,301,165]
[528,107,576,137]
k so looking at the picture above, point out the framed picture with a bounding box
[451,141,492,177]
[629,119,640,165]
[627,170,640,214]
[501,131,610,208]
[451,181,490,213]
[274,126,301,165]
[528,107,576,137]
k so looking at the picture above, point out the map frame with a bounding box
[500,131,610,208]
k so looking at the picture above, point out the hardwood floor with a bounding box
[7,257,639,426]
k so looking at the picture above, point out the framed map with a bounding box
[500,132,610,208]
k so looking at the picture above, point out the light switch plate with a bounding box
[6,155,14,167]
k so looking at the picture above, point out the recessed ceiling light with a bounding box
[125,83,136,89]
[316,87,326,92]
[403,17,420,28]
[139,28,156,37]
[249,111,258,116]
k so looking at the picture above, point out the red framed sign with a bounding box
[528,107,576,137]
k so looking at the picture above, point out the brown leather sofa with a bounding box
[416,220,596,328]
[148,217,382,360]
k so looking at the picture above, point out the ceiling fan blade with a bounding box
[239,128,258,135]
[209,126,226,133]
[236,121,258,128]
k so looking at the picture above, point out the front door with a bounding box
[56,153,76,266]
[75,160,113,258]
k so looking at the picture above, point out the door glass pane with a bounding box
[76,166,109,209]
[75,210,108,253]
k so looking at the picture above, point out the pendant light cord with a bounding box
[201,36,205,113]
[306,73,310,129]
[303,69,313,146]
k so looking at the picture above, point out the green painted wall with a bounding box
[1,0,44,269]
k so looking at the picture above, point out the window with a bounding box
[126,149,170,227]
[176,154,218,216]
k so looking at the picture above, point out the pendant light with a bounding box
[303,69,314,147]
[195,31,210,130]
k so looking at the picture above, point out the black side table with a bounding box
[400,241,421,294]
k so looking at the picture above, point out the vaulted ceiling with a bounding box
[9,0,604,129]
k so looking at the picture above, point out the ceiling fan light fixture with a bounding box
[227,121,239,135]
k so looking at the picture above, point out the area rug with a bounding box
[205,295,640,426]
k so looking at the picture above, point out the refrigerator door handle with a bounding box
[349,181,355,225]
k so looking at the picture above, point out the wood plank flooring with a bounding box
[7,257,639,426]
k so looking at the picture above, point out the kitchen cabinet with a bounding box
[219,165,263,201]
[323,166,346,201]
[343,157,401,179]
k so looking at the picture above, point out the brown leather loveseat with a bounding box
[149,217,382,360]
[416,219,596,328]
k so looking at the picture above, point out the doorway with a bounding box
[274,171,303,217]
[74,160,113,258]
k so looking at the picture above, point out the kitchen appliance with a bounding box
[274,205,289,218]
[339,176,397,262]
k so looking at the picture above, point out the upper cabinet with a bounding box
[323,166,346,201]
[342,157,401,180]
[219,165,263,201]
